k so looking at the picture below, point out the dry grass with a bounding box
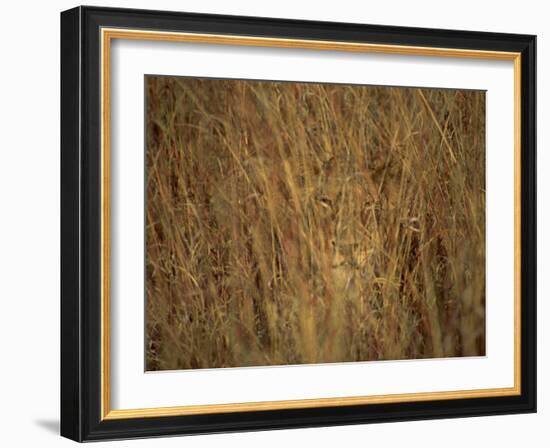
[145,76,485,370]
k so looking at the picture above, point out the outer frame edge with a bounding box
[60,5,84,443]
[519,34,537,415]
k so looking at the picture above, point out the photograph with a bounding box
[145,76,486,371]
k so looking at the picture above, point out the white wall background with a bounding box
[0,1,546,446]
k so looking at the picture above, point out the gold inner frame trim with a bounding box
[100,27,522,420]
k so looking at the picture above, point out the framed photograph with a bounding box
[61,6,536,442]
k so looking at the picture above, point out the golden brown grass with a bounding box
[145,76,485,370]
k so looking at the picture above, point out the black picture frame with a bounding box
[61,5,536,442]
